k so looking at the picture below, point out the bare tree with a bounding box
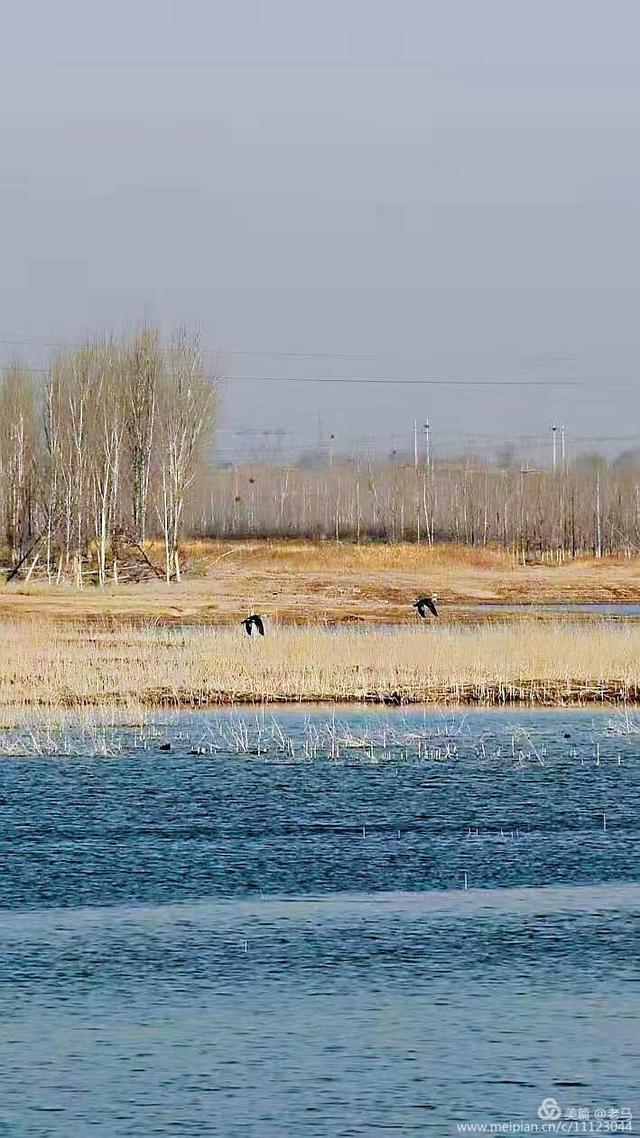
[124,327,161,544]
[45,347,97,585]
[0,364,39,566]
[156,332,216,582]
[87,342,126,586]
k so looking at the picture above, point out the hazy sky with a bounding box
[1,1,639,463]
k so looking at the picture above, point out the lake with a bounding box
[463,603,640,618]
[0,708,638,1136]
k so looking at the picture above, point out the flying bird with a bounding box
[413,596,438,619]
[242,613,265,637]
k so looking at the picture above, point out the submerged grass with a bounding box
[2,618,640,713]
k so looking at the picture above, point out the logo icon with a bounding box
[538,1097,562,1121]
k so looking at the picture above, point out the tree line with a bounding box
[0,328,216,583]
[191,453,640,559]
[3,328,640,581]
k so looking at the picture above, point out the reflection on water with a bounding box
[0,709,638,1135]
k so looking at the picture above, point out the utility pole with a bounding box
[424,421,431,472]
[552,424,557,473]
[560,422,566,470]
[595,467,602,558]
[317,412,325,465]
[414,418,418,470]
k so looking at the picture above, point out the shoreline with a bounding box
[4,682,635,709]
[3,541,640,629]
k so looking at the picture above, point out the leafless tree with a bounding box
[124,327,161,545]
[0,364,38,565]
[87,341,126,586]
[156,331,216,582]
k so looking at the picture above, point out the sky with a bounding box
[1,0,639,464]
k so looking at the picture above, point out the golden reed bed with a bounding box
[1,619,640,713]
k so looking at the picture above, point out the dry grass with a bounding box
[2,618,640,714]
[3,540,640,627]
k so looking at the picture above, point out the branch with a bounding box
[4,530,46,583]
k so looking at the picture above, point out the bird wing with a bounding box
[414,596,438,617]
[253,615,265,636]
[242,618,252,635]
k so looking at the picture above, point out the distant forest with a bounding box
[194,452,640,559]
[2,329,640,583]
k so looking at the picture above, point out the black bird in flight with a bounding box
[242,613,265,637]
[413,596,438,619]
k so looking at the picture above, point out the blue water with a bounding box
[469,603,640,617]
[0,709,638,1136]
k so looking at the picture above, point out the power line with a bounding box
[1,332,637,387]
[218,375,609,388]
[2,343,638,397]
[219,425,640,443]
[1,363,628,389]
[1,334,637,387]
